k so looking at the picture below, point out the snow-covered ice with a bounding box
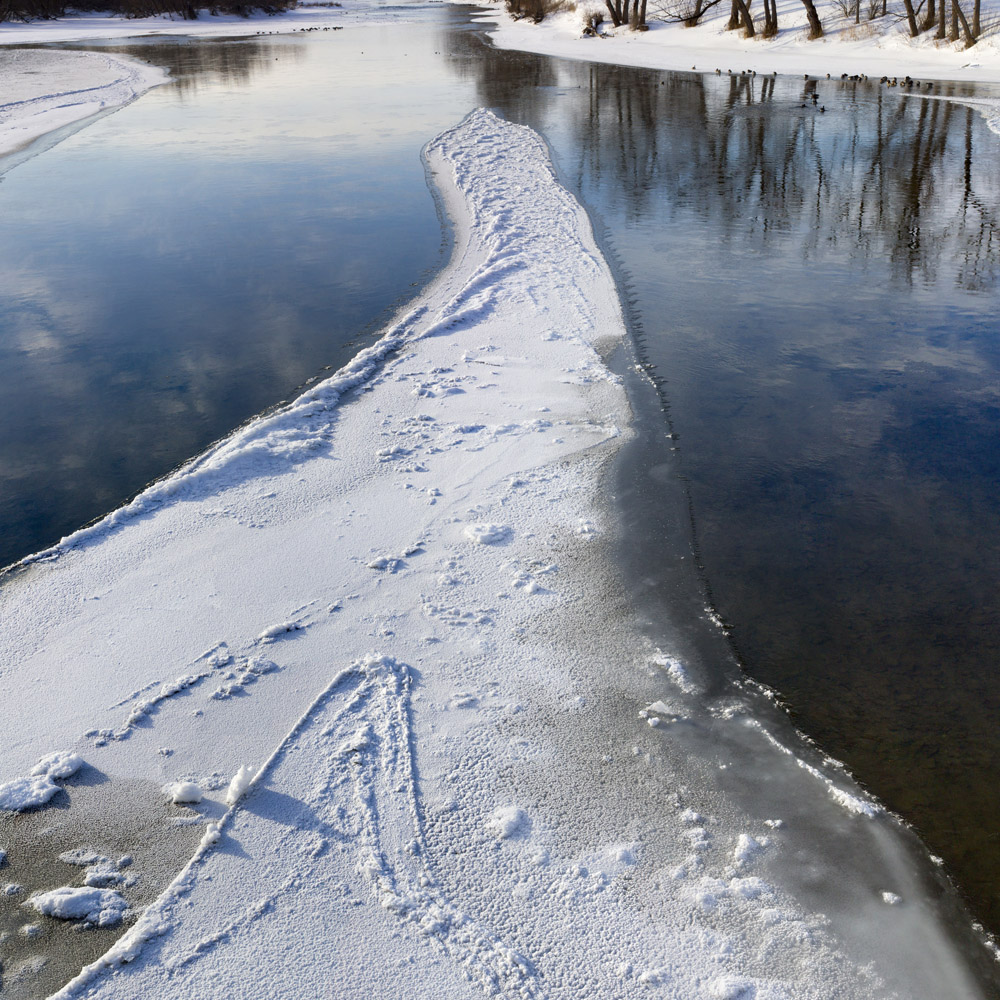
[0,49,167,161]
[0,107,995,998]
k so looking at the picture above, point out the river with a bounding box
[1,5,999,985]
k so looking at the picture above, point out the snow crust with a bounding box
[0,109,993,999]
[0,49,167,160]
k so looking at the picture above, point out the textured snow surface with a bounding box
[0,110,993,999]
[0,49,167,160]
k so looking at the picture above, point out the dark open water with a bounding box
[1,2,999,960]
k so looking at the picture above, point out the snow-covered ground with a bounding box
[1,107,995,998]
[477,0,1000,82]
[0,49,166,159]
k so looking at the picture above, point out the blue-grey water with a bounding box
[1,8,1000,988]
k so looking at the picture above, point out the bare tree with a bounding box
[648,0,724,25]
[920,0,936,32]
[761,0,778,36]
[725,0,755,34]
[799,0,824,36]
[899,0,920,34]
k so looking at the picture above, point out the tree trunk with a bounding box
[953,0,976,43]
[727,0,741,29]
[799,0,823,36]
[686,0,705,24]
[762,0,778,35]
[737,0,755,33]
[900,0,919,33]
[920,0,935,32]
[972,0,980,35]
[936,0,946,38]
[604,0,622,25]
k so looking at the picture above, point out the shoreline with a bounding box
[470,0,1000,84]
[1,0,996,170]
[0,0,996,84]
[0,48,168,161]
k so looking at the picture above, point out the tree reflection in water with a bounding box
[447,26,1000,935]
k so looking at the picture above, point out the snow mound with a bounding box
[0,750,84,811]
[488,805,527,840]
[31,750,84,779]
[463,523,512,545]
[0,774,61,812]
[28,886,128,927]
[225,765,257,806]
[166,781,203,805]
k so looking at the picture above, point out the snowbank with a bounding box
[0,48,167,160]
[0,109,994,998]
[474,0,1000,83]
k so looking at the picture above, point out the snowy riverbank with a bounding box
[0,2,415,160]
[1,107,995,998]
[0,49,166,160]
[474,0,1000,83]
